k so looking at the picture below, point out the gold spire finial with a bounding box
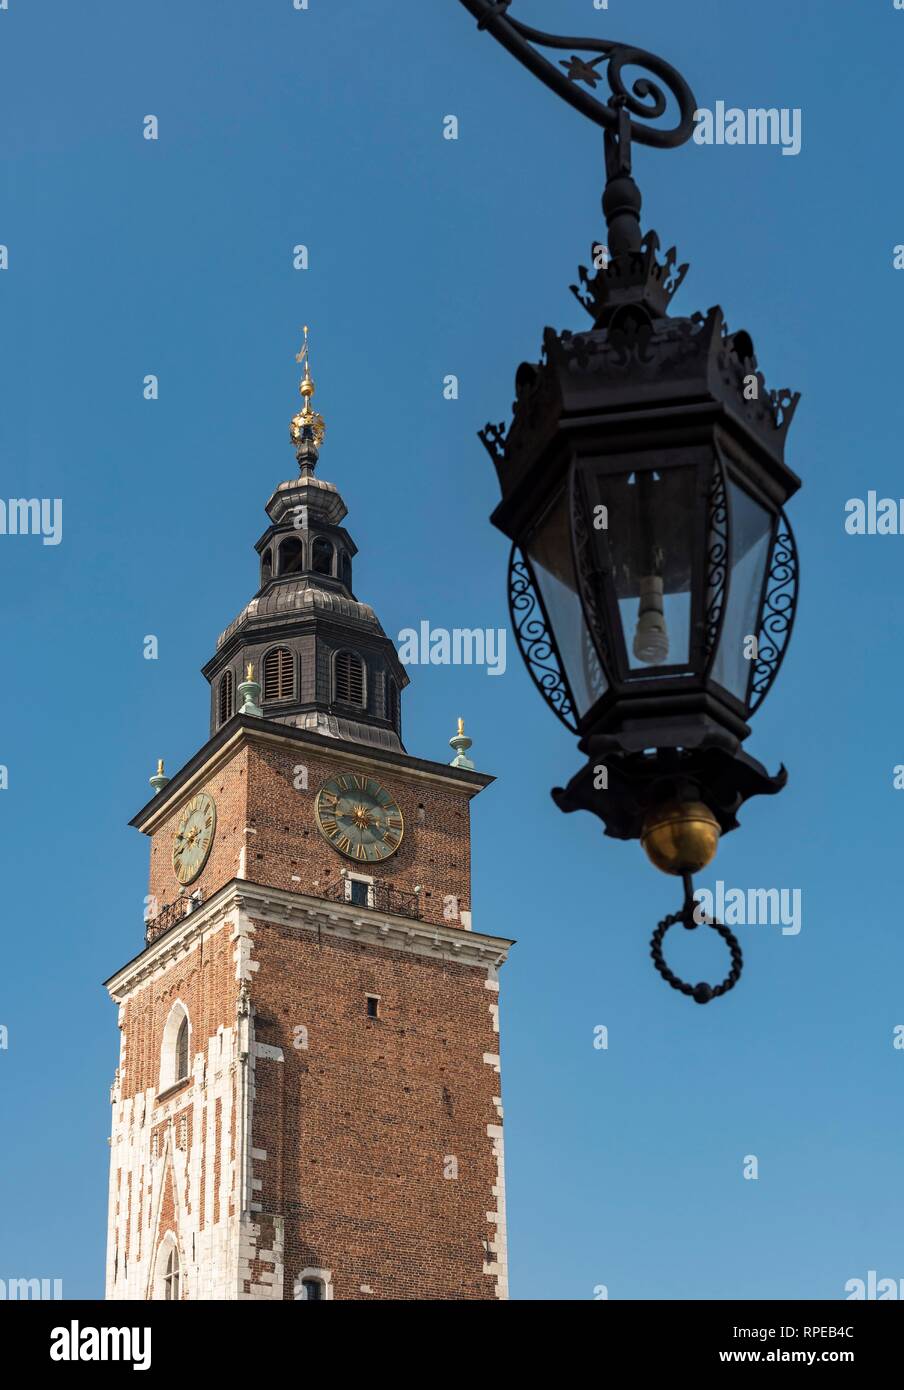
[157,758,165,776]
[296,324,315,398]
[290,324,326,455]
[246,661,254,681]
[457,716,465,737]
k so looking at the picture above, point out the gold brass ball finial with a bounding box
[640,800,720,876]
[291,324,326,452]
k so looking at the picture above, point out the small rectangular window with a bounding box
[366,995,379,1019]
[349,879,370,907]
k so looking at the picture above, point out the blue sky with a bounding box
[1,0,903,1300]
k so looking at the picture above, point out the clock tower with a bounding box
[103,336,512,1301]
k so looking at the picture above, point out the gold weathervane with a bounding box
[290,324,326,452]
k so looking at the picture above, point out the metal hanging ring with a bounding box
[650,903,743,1004]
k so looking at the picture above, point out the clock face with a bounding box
[172,793,217,885]
[315,772,404,863]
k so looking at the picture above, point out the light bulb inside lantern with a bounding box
[632,575,670,664]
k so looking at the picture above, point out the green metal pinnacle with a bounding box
[149,758,170,795]
[449,717,475,771]
[237,664,263,718]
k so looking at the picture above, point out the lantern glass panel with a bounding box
[526,490,607,716]
[590,464,697,673]
[711,477,774,702]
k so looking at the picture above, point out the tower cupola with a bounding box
[202,331,409,750]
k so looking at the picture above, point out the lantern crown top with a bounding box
[571,231,689,329]
[548,308,801,453]
[480,303,801,503]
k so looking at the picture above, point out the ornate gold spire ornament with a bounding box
[290,324,326,456]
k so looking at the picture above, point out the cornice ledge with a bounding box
[104,889,242,1001]
[232,879,515,968]
[131,720,494,834]
[105,879,513,1001]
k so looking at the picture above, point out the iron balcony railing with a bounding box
[144,876,423,946]
[323,877,422,922]
[145,891,204,946]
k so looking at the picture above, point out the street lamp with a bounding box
[460,1,801,1002]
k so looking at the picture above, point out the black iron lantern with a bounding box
[461,2,801,1002]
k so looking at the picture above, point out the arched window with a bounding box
[163,1247,181,1301]
[150,1233,183,1301]
[386,678,398,727]
[159,1002,191,1094]
[261,548,273,585]
[312,537,334,576]
[335,650,365,707]
[263,647,294,702]
[175,1016,189,1082]
[218,670,234,726]
[294,1267,333,1300]
[340,552,352,589]
[278,537,304,576]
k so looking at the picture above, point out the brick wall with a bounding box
[147,734,476,931]
[107,914,246,1300]
[118,921,235,1102]
[148,747,250,912]
[110,729,507,1301]
[243,742,473,927]
[248,920,501,1299]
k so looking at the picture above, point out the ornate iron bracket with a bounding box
[650,872,743,1003]
[456,0,697,149]
[508,545,579,733]
[749,512,799,714]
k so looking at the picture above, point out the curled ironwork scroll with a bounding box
[703,457,729,666]
[457,0,698,149]
[748,514,799,715]
[508,546,578,733]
